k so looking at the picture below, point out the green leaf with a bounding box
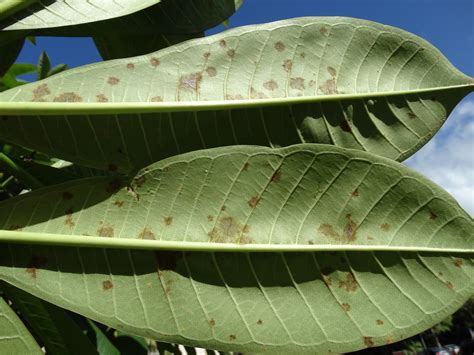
[47,63,68,77]
[0,296,42,354]
[1,0,242,36]
[0,144,472,353]
[87,320,119,355]
[0,63,37,88]
[94,33,203,60]
[0,17,472,173]
[0,32,25,77]
[2,282,98,355]
[37,51,51,80]
[0,0,39,22]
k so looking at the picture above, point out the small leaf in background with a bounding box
[37,51,51,80]
[47,63,68,77]
[0,63,37,89]
[0,297,42,354]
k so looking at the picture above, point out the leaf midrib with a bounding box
[0,83,472,115]
[0,231,472,253]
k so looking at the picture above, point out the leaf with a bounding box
[87,320,120,355]
[0,17,472,172]
[1,0,242,35]
[37,51,51,80]
[47,63,68,77]
[0,32,25,77]
[0,0,39,22]
[1,282,98,355]
[0,296,42,354]
[0,144,472,353]
[0,63,37,88]
[94,33,203,60]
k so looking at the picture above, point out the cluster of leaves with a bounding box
[0,1,472,354]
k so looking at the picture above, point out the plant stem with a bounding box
[0,0,39,22]
[0,152,42,189]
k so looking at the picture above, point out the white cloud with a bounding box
[404,95,474,216]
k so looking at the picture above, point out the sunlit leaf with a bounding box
[0,144,472,353]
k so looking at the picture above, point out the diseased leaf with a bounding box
[0,296,42,354]
[2,282,98,355]
[0,144,472,353]
[1,0,242,35]
[0,17,472,172]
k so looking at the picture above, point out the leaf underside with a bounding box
[0,17,472,172]
[0,144,472,353]
[0,0,242,35]
[0,297,42,354]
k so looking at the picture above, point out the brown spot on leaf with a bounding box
[320,27,328,35]
[429,211,438,220]
[327,66,337,77]
[133,175,146,188]
[290,77,305,90]
[206,67,217,77]
[319,78,337,95]
[308,240,315,245]
[242,162,250,171]
[340,119,352,133]
[97,224,114,238]
[113,200,124,208]
[179,73,202,93]
[65,208,74,228]
[164,216,173,226]
[339,272,358,292]
[386,336,394,344]
[102,280,113,290]
[271,169,282,182]
[364,337,374,347]
[203,52,211,59]
[219,39,227,48]
[229,335,237,341]
[248,196,261,208]
[227,49,235,58]
[318,215,358,243]
[139,228,156,240]
[107,77,120,86]
[300,52,306,58]
[453,258,463,268]
[376,319,384,325]
[126,63,135,69]
[53,92,83,102]
[381,223,390,232]
[150,57,160,67]
[208,319,216,327]
[341,303,351,312]
[367,236,374,240]
[309,80,316,87]
[62,191,73,200]
[127,186,140,201]
[282,59,293,72]
[351,189,359,197]
[263,80,278,91]
[32,84,50,101]
[221,206,226,211]
[274,41,285,52]
[438,271,443,276]
[446,281,453,289]
[26,255,48,279]
[408,111,417,119]
[257,319,263,325]
[207,215,214,222]
[151,96,163,102]
[96,94,109,102]
[250,87,268,99]
[208,216,250,243]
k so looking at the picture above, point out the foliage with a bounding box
[0,1,472,354]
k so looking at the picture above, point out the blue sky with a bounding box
[14,0,474,214]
